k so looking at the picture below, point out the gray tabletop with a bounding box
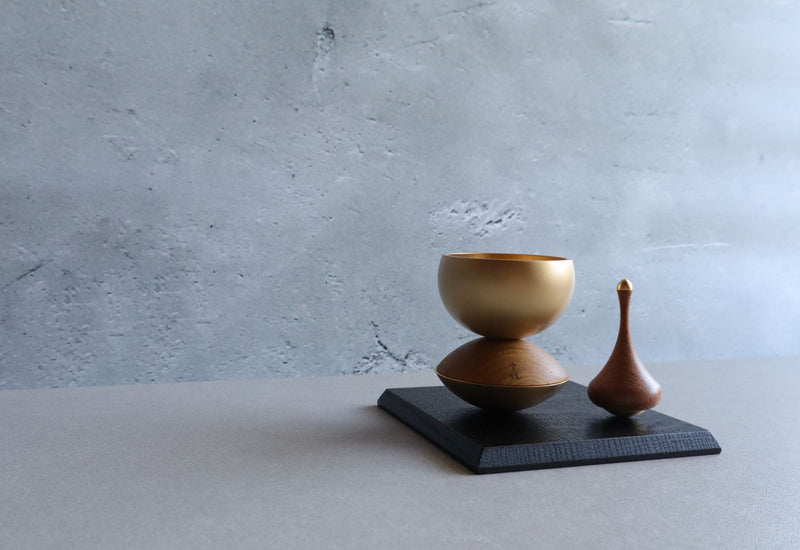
[2,356,798,549]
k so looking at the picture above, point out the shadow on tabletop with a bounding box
[365,405,474,475]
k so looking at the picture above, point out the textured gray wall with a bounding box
[2,1,799,389]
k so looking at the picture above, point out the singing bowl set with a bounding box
[435,253,661,415]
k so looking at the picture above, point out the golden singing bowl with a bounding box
[436,338,568,411]
[438,253,575,339]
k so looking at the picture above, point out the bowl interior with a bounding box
[444,252,569,262]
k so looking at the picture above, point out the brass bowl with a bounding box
[435,338,568,411]
[438,253,575,339]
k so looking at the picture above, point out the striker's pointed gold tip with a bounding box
[617,279,633,291]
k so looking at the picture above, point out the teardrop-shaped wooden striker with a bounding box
[588,279,662,416]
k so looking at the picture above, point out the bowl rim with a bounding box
[436,369,569,389]
[442,252,571,262]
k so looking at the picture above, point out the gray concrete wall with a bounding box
[1,0,798,389]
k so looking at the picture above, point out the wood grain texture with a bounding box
[588,283,662,416]
[435,337,568,386]
[378,382,720,474]
[435,374,565,411]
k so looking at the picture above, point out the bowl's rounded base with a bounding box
[436,371,566,411]
[435,337,569,411]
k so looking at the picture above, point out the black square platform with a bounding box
[378,381,721,474]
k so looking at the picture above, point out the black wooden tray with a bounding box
[378,381,720,474]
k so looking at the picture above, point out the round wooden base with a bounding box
[435,337,568,411]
